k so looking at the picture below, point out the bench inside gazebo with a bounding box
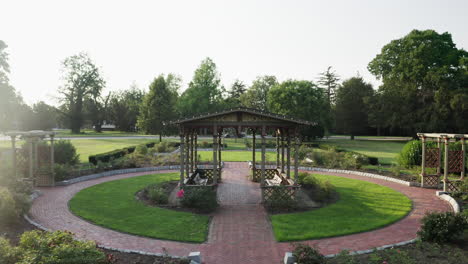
[172,107,313,203]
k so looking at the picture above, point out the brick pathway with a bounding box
[30,162,451,264]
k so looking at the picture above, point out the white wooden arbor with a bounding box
[418,133,466,192]
[171,108,313,202]
[5,130,56,187]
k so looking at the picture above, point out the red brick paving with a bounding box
[30,162,451,264]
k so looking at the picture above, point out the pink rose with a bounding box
[177,189,185,198]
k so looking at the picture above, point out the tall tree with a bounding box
[177,58,223,116]
[108,84,145,132]
[58,52,105,133]
[31,101,57,130]
[0,40,29,132]
[335,77,374,140]
[268,79,329,139]
[137,74,179,141]
[240,75,277,110]
[84,92,111,132]
[317,66,340,106]
[368,29,468,135]
[224,79,246,108]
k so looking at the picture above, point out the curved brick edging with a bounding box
[28,163,452,264]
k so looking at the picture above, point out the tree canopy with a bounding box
[240,75,278,110]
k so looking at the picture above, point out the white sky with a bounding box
[1,0,467,106]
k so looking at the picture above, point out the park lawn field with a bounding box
[198,150,276,162]
[314,139,407,165]
[70,138,156,163]
[271,174,412,241]
[54,129,152,137]
[69,173,209,242]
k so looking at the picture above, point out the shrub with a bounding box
[54,140,80,165]
[0,237,19,264]
[148,186,169,205]
[54,163,72,182]
[417,211,468,243]
[0,187,18,225]
[292,243,325,264]
[180,187,218,213]
[136,144,148,155]
[13,230,107,264]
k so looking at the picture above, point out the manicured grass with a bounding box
[70,138,156,162]
[54,129,152,137]
[198,150,276,162]
[314,139,407,165]
[69,173,209,242]
[270,174,412,241]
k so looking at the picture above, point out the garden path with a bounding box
[29,162,451,264]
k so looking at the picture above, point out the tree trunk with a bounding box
[159,134,162,142]
[94,124,102,133]
[350,134,355,140]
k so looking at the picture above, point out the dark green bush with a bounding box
[292,243,325,264]
[54,140,80,165]
[417,212,468,243]
[0,230,108,264]
[298,173,336,202]
[180,187,218,213]
[148,186,169,205]
[53,163,72,181]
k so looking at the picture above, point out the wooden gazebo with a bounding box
[418,133,466,192]
[172,108,313,202]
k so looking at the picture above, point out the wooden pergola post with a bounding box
[213,124,218,184]
[218,131,222,170]
[294,128,299,184]
[420,136,426,186]
[190,130,194,173]
[276,129,280,169]
[286,129,291,179]
[252,129,256,170]
[443,137,449,192]
[179,129,185,186]
[461,137,465,180]
[437,137,442,176]
[29,138,34,182]
[281,130,285,173]
[194,132,198,169]
[185,131,190,179]
[261,125,266,185]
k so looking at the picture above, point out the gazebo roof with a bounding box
[5,130,56,138]
[172,107,314,126]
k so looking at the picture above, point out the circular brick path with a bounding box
[30,162,451,264]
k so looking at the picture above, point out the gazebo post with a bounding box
[185,131,190,179]
[28,138,34,182]
[50,134,55,185]
[194,132,198,169]
[252,129,256,170]
[213,124,218,184]
[437,137,442,176]
[10,135,16,177]
[281,129,285,173]
[443,137,449,192]
[179,128,185,186]
[276,129,280,169]
[261,125,266,185]
[294,128,299,184]
[218,130,222,170]
[287,129,291,179]
[190,130,194,173]
[420,136,426,187]
[461,137,465,180]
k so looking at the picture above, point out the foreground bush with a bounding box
[417,212,468,243]
[0,230,107,264]
[180,187,218,213]
[292,243,325,264]
[0,186,30,225]
[148,186,169,205]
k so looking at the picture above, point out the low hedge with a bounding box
[89,142,179,165]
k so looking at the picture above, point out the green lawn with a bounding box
[69,173,209,242]
[198,150,276,162]
[54,129,151,137]
[70,138,156,162]
[271,174,412,241]
[314,139,407,165]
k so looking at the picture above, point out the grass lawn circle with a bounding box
[271,174,413,242]
[69,173,209,243]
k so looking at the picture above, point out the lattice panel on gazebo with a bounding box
[252,169,278,182]
[445,180,461,193]
[422,174,440,188]
[16,150,29,178]
[448,150,463,173]
[261,185,299,205]
[425,148,440,168]
[36,167,53,187]
[198,168,222,182]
